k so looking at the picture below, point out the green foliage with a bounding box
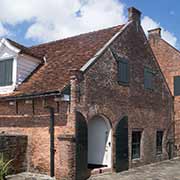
[0,154,13,180]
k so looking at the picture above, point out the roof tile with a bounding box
[2,25,124,97]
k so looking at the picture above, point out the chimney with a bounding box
[148,28,161,39]
[128,7,141,25]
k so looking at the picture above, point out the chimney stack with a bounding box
[128,7,141,25]
[148,28,161,39]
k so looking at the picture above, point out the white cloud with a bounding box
[0,0,178,48]
[0,22,8,37]
[0,0,126,42]
[141,16,177,47]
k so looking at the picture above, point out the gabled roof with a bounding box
[1,24,124,98]
[6,39,43,59]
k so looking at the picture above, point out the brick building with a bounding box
[148,28,180,154]
[0,7,174,180]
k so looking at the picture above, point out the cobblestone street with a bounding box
[89,158,180,180]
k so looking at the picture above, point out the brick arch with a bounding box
[88,113,113,127]
[113,113,128,129]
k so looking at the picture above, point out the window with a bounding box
[118,59,129,84]
[0,59,13,86]
[156,131,163,154]
[132,131,141,159]
[144,68,155,90]
[174,76,180,96]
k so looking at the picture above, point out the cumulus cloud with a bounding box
[0,0,126,42]
[0,0,178,47]
[142,16,177,47]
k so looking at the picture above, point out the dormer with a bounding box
[0,38,42,94]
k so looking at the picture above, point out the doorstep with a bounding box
[90,167,112,176]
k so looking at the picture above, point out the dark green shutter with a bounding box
[118,59,129,84]
[174,76,180,96]
[144,68,154,90]
[0,59,13,86]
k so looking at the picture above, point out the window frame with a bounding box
[156,130,163,155]
[131,131,142,160]
[0,58,14,87]
[144,67,155,90]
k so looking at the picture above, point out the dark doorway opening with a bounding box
[115,116,129,172]
[88,164,107,169]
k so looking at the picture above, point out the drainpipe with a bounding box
[45,106,55,177]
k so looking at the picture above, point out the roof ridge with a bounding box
[30,24,124,49]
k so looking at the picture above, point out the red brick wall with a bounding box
[76,21,173,170]
[149,34,180,151]
[0,97,69,179]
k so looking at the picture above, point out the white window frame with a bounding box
[0,56,17,93]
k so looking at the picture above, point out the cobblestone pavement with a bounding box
[89,158,180,180]
[6,172,55,180]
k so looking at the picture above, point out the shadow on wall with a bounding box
[0,134,28,174]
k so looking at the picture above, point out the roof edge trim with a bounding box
[0,38,21,53]
[0,90,62,101]
[80,21,132,72]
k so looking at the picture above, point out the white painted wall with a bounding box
[17,55,40,84]
[0,39,41,94]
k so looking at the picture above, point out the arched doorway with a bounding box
[76,111,88,179]
[88,115,112,168]
[115,116,129,172]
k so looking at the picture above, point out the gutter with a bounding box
[0,91,62,101]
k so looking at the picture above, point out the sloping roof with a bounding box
[2,25,124,97]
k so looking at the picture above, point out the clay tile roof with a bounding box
[4,24,124,97]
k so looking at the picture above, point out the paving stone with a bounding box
[89,158,180,180]
[6,172,55,180]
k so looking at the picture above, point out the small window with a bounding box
[144,68,155,90]
[0,59,13,86]
[174,76,180,96]
[118,59,129,84]
[132,131,141,159]
[156,131,163,154]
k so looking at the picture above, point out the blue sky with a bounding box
[0,0,179,49]
[122,0,180,48]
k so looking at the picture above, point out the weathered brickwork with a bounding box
[148,29,180,152]
[0,97,69,179]
[0,134,27,174]
[76,20,173,172]
[0,7,174,180]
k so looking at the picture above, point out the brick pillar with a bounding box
[58,135,76,180]
[58,69,83,180]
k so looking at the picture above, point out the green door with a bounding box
[115,116,129,172]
